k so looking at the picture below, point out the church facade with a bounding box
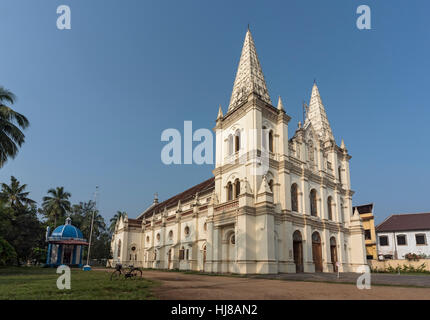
[110,29,367,274]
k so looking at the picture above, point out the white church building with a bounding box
[110,29,367,274]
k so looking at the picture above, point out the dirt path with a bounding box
[133,270,430,300]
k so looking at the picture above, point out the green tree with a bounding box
[0,176,35,209]
[2,204,44,265]
[0,87,30,167]
[41,187,71,228]
[0,237,16,265]
[109,211,127,233]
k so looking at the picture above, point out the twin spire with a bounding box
[228,29,272,111]
[304,82,334,142]
[222,29,335,144]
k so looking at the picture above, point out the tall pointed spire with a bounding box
[304,82,334,142]
[228,29,272,111]
[277,96,284,111]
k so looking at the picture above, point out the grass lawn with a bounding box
[0,267,158,300]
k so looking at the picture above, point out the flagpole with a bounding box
[85,186,98,268]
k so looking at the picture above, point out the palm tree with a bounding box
[42,187,71,228]
[0,87,30,168]
[109,211,127,233]
[0,176,35,208]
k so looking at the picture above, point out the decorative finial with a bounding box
[153,192,159,204]
[341,139,345,149]
[217,104,223,120]
[298,121,302,128]
[277,96,285,111]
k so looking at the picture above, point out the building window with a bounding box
[156,233,160,241]
[397,234,407,246]
[338,166,342,184]
[227,182,233,201]
[234,179,241,198]
[291,183,298,212]
[179,247,185,260]
[416,234,427,245]
[184,226,190,236]
[168,230,173,240]
[203,222,207,231]
[186,249,189,260]
[235,130,240,152]
[269,130,274,153]
[146,236,150,243]
[268,179,274,193]
[117,239,121,258]
[364,230,371,240]
[366,255,374,260]
[230,234,235,245]
[228,134,233,155]
[327,196,333,220]
[379,236,389,246]
[310,189,317,217]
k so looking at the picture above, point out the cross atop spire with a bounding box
[228,29,272,111]
[304,82,334,142]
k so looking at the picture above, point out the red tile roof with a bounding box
[138,177,215,220]
[376,212,430,232]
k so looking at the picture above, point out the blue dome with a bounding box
[51,217,84,240]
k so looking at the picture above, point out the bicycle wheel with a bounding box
[110,270,122,280]
[130,268,142,279]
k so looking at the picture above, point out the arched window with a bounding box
[310,189,318,217]
[230,234,236,245]
[262,126,267,150]
[117,239,121,258]
[227,182,233,201]
[269,130,274,153]
[268,179,274,192]
[293,230,302,242]
[168,230,173,240]
[291,183,298,212]
[338,166,342,184]
[327,196,333,220]
[184,226,190,236]
[340,201,344,223]
[235,130,240,152]
[228,135,233,155]
[234,179,241,198]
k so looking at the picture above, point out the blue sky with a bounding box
[0,0,429,225]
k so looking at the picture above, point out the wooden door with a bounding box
[293,241,303,273]
[312,232,323,272]
[330,245,338,272]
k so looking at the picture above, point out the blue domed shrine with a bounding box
[45,217,88,267]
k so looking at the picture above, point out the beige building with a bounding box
[353,204,377,260]
[111,29,367,274]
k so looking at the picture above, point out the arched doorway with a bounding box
[312,232,323,272]
[168,248,173,269]
[330,237,338,272]
[293,230,303,273]
[228,233,235,273]
[202,244,207,271]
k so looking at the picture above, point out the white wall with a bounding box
[377,230,430,259]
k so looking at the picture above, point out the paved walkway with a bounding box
[250,272,430,288]
[110,269,430,300]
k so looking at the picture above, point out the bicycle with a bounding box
[110,263,142,280]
